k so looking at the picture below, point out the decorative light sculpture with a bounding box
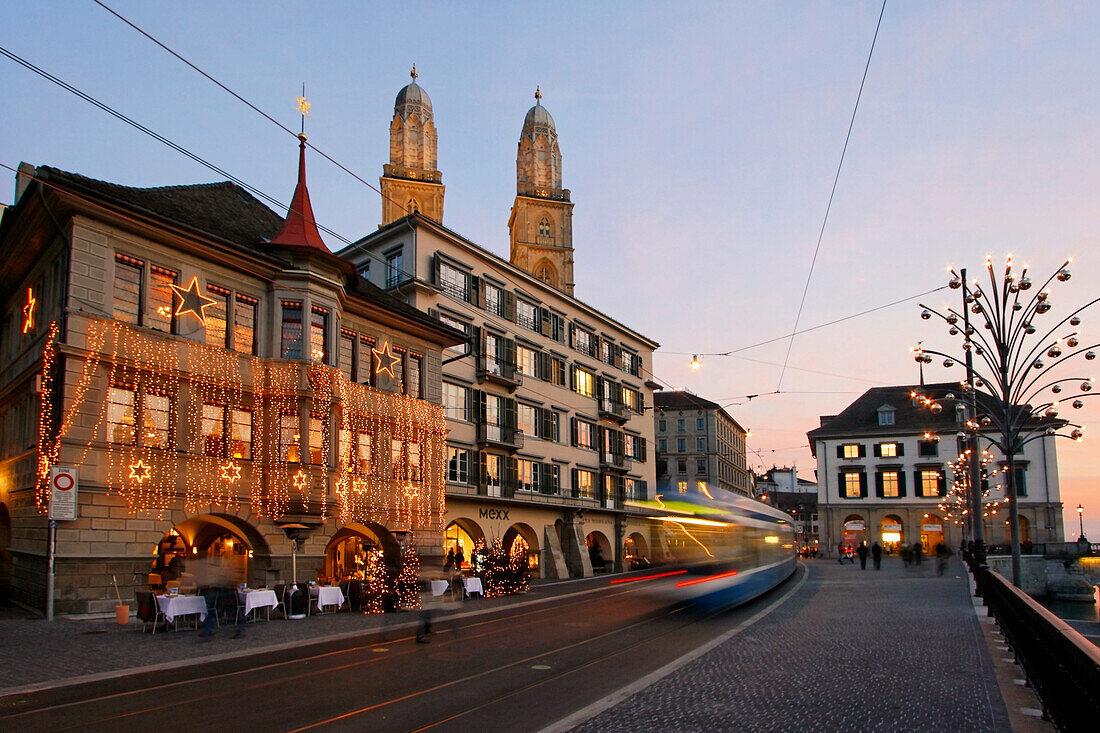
[914,255,1097,586]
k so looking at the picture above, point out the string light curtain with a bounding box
[37,316,447,530]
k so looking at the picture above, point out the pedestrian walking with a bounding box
[444,547,455,573]
[837,541,845,565]
[856,542,869,570]
[912,542,923,566]
[871,541,883,570]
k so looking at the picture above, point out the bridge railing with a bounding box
[975,565,1100,730]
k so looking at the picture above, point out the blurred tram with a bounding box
[618,492,798,610]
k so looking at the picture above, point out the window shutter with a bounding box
[596,377,606,401]
[612,344,622,368]
[540,408,553,441]
[568,323,576,349]
[476,391,487,425]
[874,472,884,498]
[478,451,488,492]
[539,352,551,381]
[938,472,947,497]
[912,470,922,498]
[858,444,867,458]
[837,472,846,496]
[469,326,482,358]
[540,307,552,337]
[503,291,516,322]
[836,445,844,459]
[469,275,480,306]
[541,462,554,494]
[859,472,868,498]
[571,468,579,498]
[503,397,517,431]
[569,364,576,391]
[427,307,439,320]
[896,443,905,457]
[873,443,882,458]
[555,358,566,386]
[897,471,907,498]
[637,390,645,414]
[432,253,440,285]
[570,417,578,446]
[639,437,647,462]
[503,338,517,369]
[503,456,517,497]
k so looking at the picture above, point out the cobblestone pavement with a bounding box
[572,557,1011,733]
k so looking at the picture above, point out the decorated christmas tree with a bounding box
[395,543,421,609]
[363,549,387,614]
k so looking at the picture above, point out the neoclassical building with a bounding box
[340,73,660,578]
[808,383,1066,555]
[0,137,464,614]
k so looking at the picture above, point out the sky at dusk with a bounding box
[2,2,1098,537]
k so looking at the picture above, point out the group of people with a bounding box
[836,540,951,574]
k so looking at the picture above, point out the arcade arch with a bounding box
[585,530,612,573]
[324,522,399,582]
[920,513,945,553]
[842,514,867,549]
[880,515,904,554]
[503,522,540,572]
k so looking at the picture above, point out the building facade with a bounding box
[0,140,464,614]
[808,383,1066,556]
[653,390,751,499]
[339,77,660,578]
[753,467,819,551]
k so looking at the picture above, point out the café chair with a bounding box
[136,590,165,634]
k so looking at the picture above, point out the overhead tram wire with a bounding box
[775,0,887,393]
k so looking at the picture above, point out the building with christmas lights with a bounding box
[652,390,751,499]
[339,73,661,578]
[808,383,1066,556]
[0,139,465,614]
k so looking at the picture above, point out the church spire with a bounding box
[268,133,327,251]
[380,67,444,226]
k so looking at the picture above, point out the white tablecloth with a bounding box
[310,585,345,612]
[157,594,207,623]
[463,577,483,597]
[430,580,450,598]
[240,589,278,616]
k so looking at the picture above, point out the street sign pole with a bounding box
[47,520,57,621]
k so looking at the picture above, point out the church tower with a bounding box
[380,65,444,226]
[509,88,575,295]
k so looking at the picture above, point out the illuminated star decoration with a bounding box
[22,288,36,333]
[296,94,311,118]
[170,276,218,326]
[220,461,241,484]
[293,469,309,495]
[129,460,152,484]
[373,341,401,380]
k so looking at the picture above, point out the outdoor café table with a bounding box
[463,577,483,598]
[310,585,345,613]
[156,594,207,625]
[240,588,278,620]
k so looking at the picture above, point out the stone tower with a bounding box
[508,88,575,295]
[380,65,444,226]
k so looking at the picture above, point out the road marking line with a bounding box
[537,563,809,733]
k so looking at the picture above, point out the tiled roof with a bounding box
[35,166,285,253]
[653,391,721,411]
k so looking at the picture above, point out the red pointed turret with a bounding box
[268,134,327,251]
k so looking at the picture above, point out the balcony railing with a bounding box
[478,423,524,451]
[598,398,630,423]
[477,355,521,390]
[600,451,632,472]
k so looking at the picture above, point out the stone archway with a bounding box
[503,522,540,574]
[585,530,613,573]
[167,513,271,588]
[324,523,399,582]
[920,513,945,553]
[841,514,867,549]
[880,514,904,554]
[624,531,649,569]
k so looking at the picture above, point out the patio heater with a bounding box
[279,523,310,619]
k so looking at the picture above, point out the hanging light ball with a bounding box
[1067,337,1079,348]
[1012,302,1023,311]
[945,392,955,400]
[943,358,955,368]
[960,381,972,392]
[946,313,959,325]
[930,403,943,414]
[1044,407,1058,418]
[1019,277,1032,290]
[975,346,985,356]
[1081,381,1093,392]
[1071,428,1084,442]
[1071,316,1082,327]
[1036,302,1052,314]
[1073,400,1084,409]
[970,303,983,314]
[980,416,991,426]
[949,276,962,289]
[1057,269,1072,282]
[1052,385,1062,394]
[972,287,984,299]
[949,327,959,336]
[984,322,993,330]
[1009,283,1020,294]
[956,431,967,439]
[921,309,932,320]
[1048,347,1062,358]
[1037,289,1049,302]
[1033,359,1044,369]
[1024,323,1036,334]
[1046,427,1057,436]
[975,379,985,388]
[1087,351,1096,361]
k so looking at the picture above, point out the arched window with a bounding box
[407,199,419,214]
[538,218,551,238]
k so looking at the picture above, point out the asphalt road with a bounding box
[1,569,804,733]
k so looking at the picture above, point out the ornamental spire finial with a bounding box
[410,64,418,81]
[534,85,542,103]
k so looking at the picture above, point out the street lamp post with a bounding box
[914,255,1097,587]
[1078,504,1086,541]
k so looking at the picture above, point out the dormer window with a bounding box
[877,405,896,426]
